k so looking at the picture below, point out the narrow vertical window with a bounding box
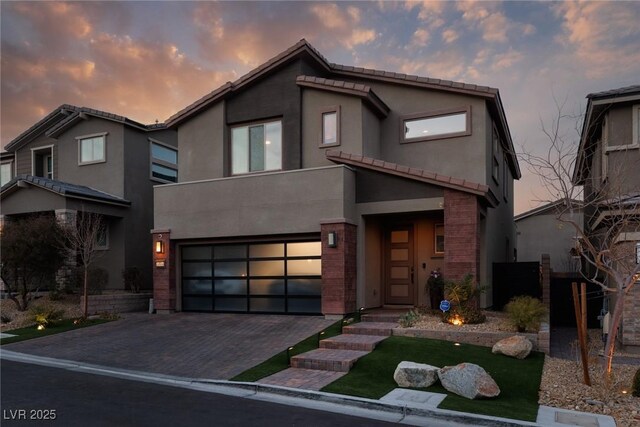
[435,224,445,254]
[231,120,282,174]
[321,107,340,146]
[150,139,178,183]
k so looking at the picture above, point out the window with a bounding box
[401,106,470,143]
[435,224,445,254]
[31,145,54,179]
[95,224,109,250]
[503,154,509,200]
[1,161,13,186]
[605,105,640,152]
[633,105,640,147]
[150,139,178,183]
[231,120,282,174]
[321,107,340,147]
[77,133,106,165]
[636,242,640,264]
[601,115,608,182]
[492,125,500,183]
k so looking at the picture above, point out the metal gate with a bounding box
[492,262,541,310]
[550,274,604,328]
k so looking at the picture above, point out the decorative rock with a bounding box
[437,363,500,399]
[492,335,532,359]
[393,361,440,388]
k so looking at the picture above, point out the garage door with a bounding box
[181,241,322,314]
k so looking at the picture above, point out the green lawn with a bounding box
[231,318,352,382]
[0,318,111,346]
[321,336,545,422]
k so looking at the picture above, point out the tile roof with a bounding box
[325,150,496,204]
[1,175,130,206]
[587,85,640,99]
[514,199,583,222]
[295,75,389,116]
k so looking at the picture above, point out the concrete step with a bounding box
[258,368,347,390]
[362,311,405,323]
[290,348,369,372]
[320,334,387,351]
[343,322,397,337]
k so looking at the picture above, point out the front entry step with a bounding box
[362,311,406,323]
[320,334,387,351]
[342,322,397,337]
[290,348,369,372]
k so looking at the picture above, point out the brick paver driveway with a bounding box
[4,313,334,379]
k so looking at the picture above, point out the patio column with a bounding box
[321,221,357,318]
[55,209,77,291]
[151,229,176,313]
[443,189,480,284]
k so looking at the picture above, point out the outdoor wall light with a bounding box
[155,240,164,254]
[328,231,337,248]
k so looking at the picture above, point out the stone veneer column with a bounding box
[151,229,176,313]
[321,221,357,318]
[55,209,77,290]
[443,189,480,283]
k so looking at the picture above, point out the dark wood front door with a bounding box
[384,225,415,305]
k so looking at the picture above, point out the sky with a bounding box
[1,1,639,214]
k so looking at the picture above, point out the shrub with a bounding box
[505,296,547,332]
[72,267,109,295]
[633,367,640,397]
[122,267,143,293]
[442,274,486,325]
[398,309,421,328]
[30,305,64,327]
[1,314,11,324]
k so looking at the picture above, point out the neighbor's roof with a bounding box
[325,150,498,207]
[573,85,640,184]
[514,199,583,222]
[5,105,167,152]
[164,39,520,179]
[0,174,130,206]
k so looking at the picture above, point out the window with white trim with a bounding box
[231,120,282,174]
[321,107,340,147]
[1,161,13,186]
[150,140,178,183]
[78,134,106,165]
[633,105,640,147]
[401,106,471,143]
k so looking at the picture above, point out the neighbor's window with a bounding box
[321,107,340,146]
[150,139,178,183]
[435,224,445,254]
[78,134,106,165]
[492,125,500,183]
[1,161,13,186]
[633,105,640,147]
[402,107,470,143]
[231,120,282,174]
[95,224,109,250]
[503,154,509,200]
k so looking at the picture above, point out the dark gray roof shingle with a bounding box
[587,85,640,99]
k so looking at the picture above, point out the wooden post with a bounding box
[572,282,591,386]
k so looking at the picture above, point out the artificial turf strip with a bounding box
[321,336,545,422]
[230,319,347,382]
[0,318,110,346]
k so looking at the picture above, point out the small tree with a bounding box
[0,215,66,311]
[520,97,640,376]
[62,211,105,318]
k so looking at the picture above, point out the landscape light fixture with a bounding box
[328,231,337,248]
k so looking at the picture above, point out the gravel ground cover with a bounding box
[0,295,83,331]
[407,311,640,426]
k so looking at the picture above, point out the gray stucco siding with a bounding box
[355,169,443,203]
[178,101,225,182]
[15,134,59,177]
[154,165,355,240]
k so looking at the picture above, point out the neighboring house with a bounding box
[572,85,640,347]
[151,40,521,317]
[0,105,177,290]
[515,200,583,272]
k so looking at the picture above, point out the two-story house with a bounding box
[1,105,178,290]
[151,39,520,317]
[572,85,640,347]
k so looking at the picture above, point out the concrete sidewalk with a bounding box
[2,312,334,379]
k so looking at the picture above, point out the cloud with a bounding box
[553,1,640,78]
[410,28,430,47]
[492,49,524,71]
[441,28,459,43]
[455,1,536,43]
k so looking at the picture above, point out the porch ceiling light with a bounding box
[328,231,337,248]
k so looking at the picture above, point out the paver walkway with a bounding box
[258,310,406,390]
[3,312,334,379]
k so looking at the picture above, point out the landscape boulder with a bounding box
[492,335,533,359]
[437,363,500,399]
[393,361,440,388]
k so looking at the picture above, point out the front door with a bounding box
[384,225,415,305]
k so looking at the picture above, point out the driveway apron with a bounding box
[3,313,335,379]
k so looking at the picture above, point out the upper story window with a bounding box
[401,106,471,144]
[633,104,640,147]
[503,153,509,200]
[601,115,608,182]
[231,120,282,175]
[77,133,107,165]
[321,106,340,147]
[492,125,500,183]
[31,145,54,179]
[150,139,178,183]
[1,160,13,186]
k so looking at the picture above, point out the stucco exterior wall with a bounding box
[177,101,225,182]
[14,134,59,177]
[154,165,356,240]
